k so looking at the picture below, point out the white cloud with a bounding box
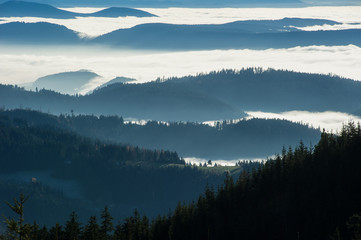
[1,6,361,37]
[184,157,265,166]
[245,110,361,132]
[1,45,360,94]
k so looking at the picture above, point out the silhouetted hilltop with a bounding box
[96,77,136,88]
[0,0,78,18]
[88,7,157,17]
[162,69,361,114]
[0,83,242,122]
[1,69,361,120]
[0,22,81,44]
[0,114,237,225]
[0,109,321,159]
[0,0,306,8]
[32,70,99,95]
[1,17,357,50]
[89,76,136,94]
[84,81,241,121]
[93,18,360,50]
[0,1,157,18]
[125,123,361,240]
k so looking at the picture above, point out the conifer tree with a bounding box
[3,193,32,240]
[48,223,63,240]
[100,206,114,240]
[64,211,81,240]
[82,216,100,240]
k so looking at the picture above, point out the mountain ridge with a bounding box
[0,0,157,18]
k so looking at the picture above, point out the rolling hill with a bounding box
[93,18,361,50]
[32,70,99,95]
[0,22,81,44]
[0,0,156,18]
[1,69,361,121]
[0,109,321,159]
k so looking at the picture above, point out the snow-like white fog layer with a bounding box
[1,45,360,94]
[1,6,361,37]
[184,157,265,166]
[246,111,361,133]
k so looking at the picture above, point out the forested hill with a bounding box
[149,123,361,240]
[94,21,361,50]
[0,83,241,122]
[160,68,361,115]
[0,109,321,159]
[0,115,251,225]
[2,123,360,239]
[1,69,361,120]
[0,1,156,18]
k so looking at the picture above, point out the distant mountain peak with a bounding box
[32,70,100,95]
[0,0,157,18]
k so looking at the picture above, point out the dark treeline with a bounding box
[160,68,361,115]
[2,123,361,239]
[149,122,361,240]
[93,21,361,50]
[0,114,258,226]
[2,17,360,49]
[1,69,361,122]
[0,109,320,159]
[0,81,240,122]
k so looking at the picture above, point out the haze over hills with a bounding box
[0,22,81,44]
[0,1,156,18]
[91,76,136,92]
[32,70,99,95]
[1,18,360,50]
[2,0,355,7]
[0,114,243,225]
[94,20,361,50]
[0,82,241,122]
[0,109,321,159]
[1,69,361,121]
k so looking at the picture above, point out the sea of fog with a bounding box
[1,7,361,135]
[1,6,361,88]
[184,157,266,166]
[1,6,361,37]
[1,45,361,93]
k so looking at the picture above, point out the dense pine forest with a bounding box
[0,113,260,227]
[1,69,361,121]
[1,122,361,239]
[0,109,320,159]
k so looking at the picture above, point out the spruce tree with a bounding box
[64,212,81,240]
[82,216,100,240]
[100,206,114,240]
[3,193,32,240]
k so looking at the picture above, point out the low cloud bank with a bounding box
[246,111,361,132]
[1,45,360,94]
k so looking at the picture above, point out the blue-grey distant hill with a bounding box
[1,69,361,121]
[92,77,136,92]
[0,22,81,44]
[0,0,156,18]
[0,0,358,7]
[0,0,79,18]
[0,82,241,122]
[94,18,361,50]
[32,70,99,95]
[88,7,156,17]
[0,109,321,159]
[2,18,359,49]
[0,0,307,8]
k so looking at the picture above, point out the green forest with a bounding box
[0,109,320,159]
[1,120,361,239]
[0,113,260,226]
[2,69,361,121]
